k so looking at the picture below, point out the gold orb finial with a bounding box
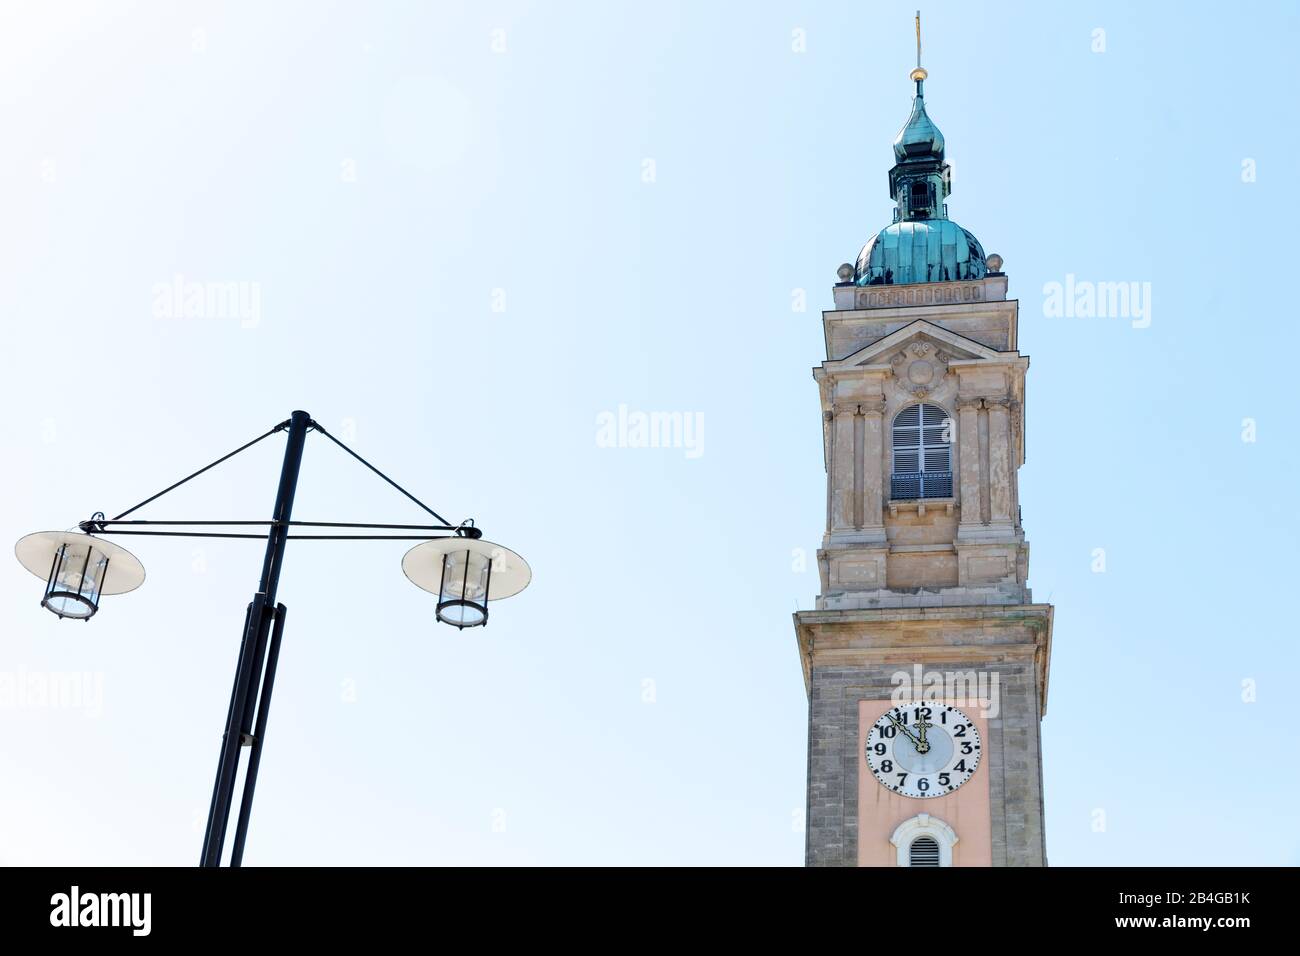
[910,67,928,83]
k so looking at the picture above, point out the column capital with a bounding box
[859,400,887,416]
[984,396,1012,409]
[832,402,860,417]
[955,397,984,411]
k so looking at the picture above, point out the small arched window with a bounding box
[909,180,932,216]
[909,837,941,867]
[891,403,952,500]
[891,813,958,867]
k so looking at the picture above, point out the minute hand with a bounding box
[886,712,923,749]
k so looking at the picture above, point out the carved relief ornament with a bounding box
[890,341,952,400]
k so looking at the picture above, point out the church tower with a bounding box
[793,26,1053,867]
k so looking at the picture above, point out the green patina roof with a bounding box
[854,75,989,287]
[893,90,945,163]
[857,219,987,286]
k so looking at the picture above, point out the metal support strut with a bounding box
[199,410,310,867]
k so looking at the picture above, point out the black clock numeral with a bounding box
[896,773,908,786]
[880,759,893,773]
[960,741,973,754]
[873,743,886,756]
[881,724,897,739]
[938,772,950,786]
[917,777,930,792]
[914,706,932,721]
[954,759,967,773]
[953,724,966,737]
[940,711,948,724]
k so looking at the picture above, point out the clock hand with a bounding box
[886,712,924,752]
[914,716,932,755]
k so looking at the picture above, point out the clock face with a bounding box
[865,702,981,799]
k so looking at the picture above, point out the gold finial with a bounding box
[910,10,928,83]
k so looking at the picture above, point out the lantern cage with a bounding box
[401,537,531,630]
[14,532,146,621]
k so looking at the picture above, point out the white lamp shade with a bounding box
[401,538,531,601]
[15,531,146,595]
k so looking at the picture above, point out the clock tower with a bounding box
[793,38,1053,867]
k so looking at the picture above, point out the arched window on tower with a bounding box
[909,180,933,217]
[891,813,958,867]
[891,403,952,500]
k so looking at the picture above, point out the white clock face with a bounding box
[865,702,981,799]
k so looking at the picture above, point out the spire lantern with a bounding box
[892,11,945,167]
[854,13,990,287]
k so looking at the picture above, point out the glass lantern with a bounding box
[15,531,146,621]
[436,547,494,628]
[43,540,112,619]
[401,536,531,631]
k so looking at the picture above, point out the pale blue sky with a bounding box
[1,0,1296,865]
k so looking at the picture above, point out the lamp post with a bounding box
[14,410,530,867]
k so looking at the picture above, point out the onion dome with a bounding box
[856,220,987,286]
[893,87,944,162]
[851,55,989,287]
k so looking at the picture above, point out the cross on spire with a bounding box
[916,10,922,71]
[910,10,928,89]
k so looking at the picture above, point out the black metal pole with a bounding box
[200,599,254,860]
[199,410,310,867]
[201,591,267,864]
[229,602,287,867]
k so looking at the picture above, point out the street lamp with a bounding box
[402,537,531,629]
[13,410,530,867]
[15,531,145,620]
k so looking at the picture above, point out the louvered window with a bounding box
[891,403,952,500]
[908,836,941,867]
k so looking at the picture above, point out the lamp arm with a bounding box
[107,421,289,523]
[86,416,464,539]
[310,422,454,527]
[83,519,475,542]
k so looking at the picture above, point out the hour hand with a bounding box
[914,716,932,754]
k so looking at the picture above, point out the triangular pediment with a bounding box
[826,320,1003,371]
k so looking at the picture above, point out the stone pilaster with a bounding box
[830,404,856,533]
[986,397,1014,528]
[822,410,834,533]
[1010,400,1023,528]
[859,400,887,535]
[955,397,982,530]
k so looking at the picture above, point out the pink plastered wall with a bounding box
[857,698,992,867]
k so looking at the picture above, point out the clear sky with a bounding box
[1,0,1296,866]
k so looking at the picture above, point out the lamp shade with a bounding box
[401,538,530,629]
[15,532,145,620]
